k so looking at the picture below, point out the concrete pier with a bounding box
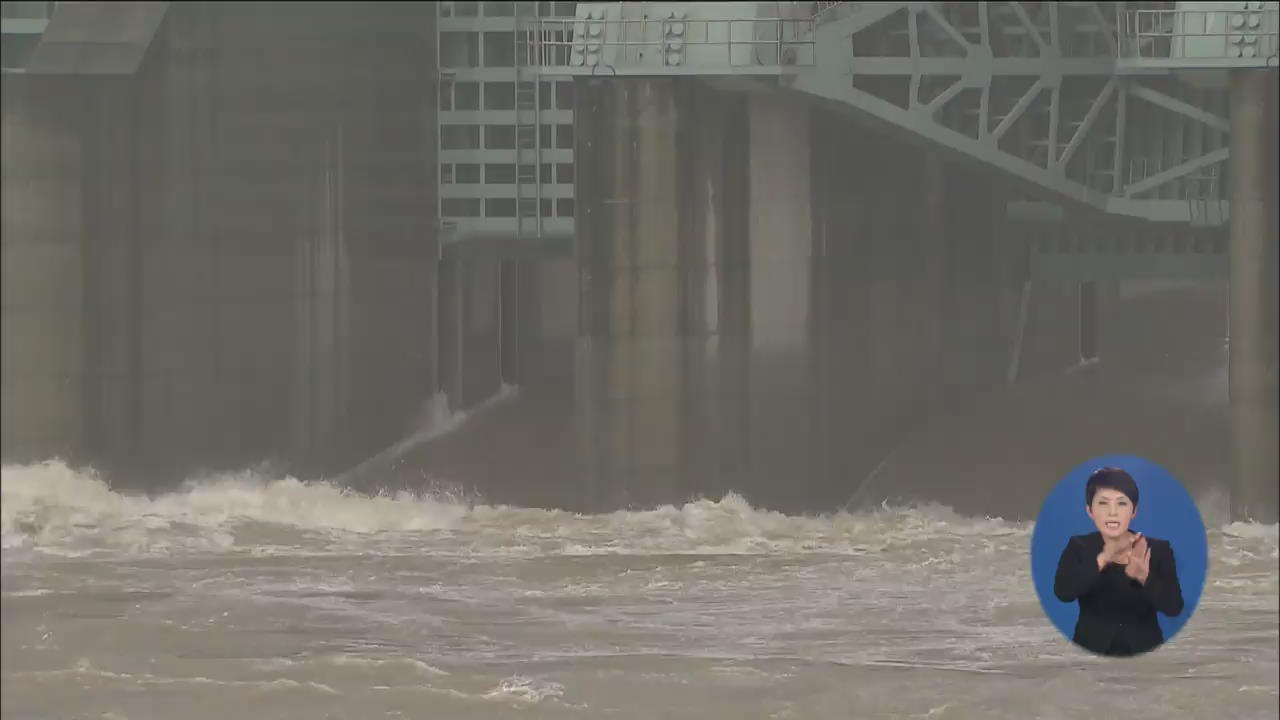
[745,96,820,506]
[1,77,85,461]
[571,79,1049,512]
[8,5,1242,515]
[1,2,439,483]
[574,78,749,509]
[1228,70,1279,524]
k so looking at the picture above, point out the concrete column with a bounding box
[745,94,817,510]
[574,77,744,510]
[685,84,750,505]
[81,79,142,468]
[1,1,439,481]
[1228,70,1279,523]
[576,79,682,509]
[332,0,438,466]
[810,108,872,502]
[134,2,226,474]
[0,76,85,462]
[293,144,350,463]
[712,95,752,504]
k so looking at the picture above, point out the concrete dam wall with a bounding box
[568,78,1092,513]
[378,79,1238,518]
[2,2,439,483]
[5,9,1174,516]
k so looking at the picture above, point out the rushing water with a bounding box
[2,461,1276,720]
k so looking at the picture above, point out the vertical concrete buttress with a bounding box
[2,2,440,482]
[574,77,748,510]
[1228,70,1279,523]
[745,95,819,508]
[0,77,85,461]
[81,79,142,468]
[293,136,350,462]
[573,81,1025,512]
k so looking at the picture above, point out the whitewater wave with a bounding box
[12,659,340,694]
[483,675,565,704]
[1,460,471,553]
[2,460,1275,560]
[251,654,449,676]
[1222,521,1280,540]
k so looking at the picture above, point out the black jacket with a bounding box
[1053,531,1184,656]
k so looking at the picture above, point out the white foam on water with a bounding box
[250,654,449,677]
[10,658,330,695]
[1,460,469,555]
[324,654,450,676]
[1223,521,1280,540]
[3,458,1275,560]
[483,675,565,704]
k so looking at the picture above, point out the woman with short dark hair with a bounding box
[1053,467,1185,656]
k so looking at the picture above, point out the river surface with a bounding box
[2,461,1276,720]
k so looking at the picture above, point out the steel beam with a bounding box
[923,3,973,52]
[848,57,1115,75]
[1009,2,1048,54]
[1057,78,1114,170]
[1086,3,1117,54]
[1127,84,1231,133]
[1123,147,1230,198]
[1111,83,1126,194]
[990,80,1041,141]
[793,72,1111,208]
[520,2,1240,223]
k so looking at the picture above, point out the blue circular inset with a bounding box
[1029,454,1208,653]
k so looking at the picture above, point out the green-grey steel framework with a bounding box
[516,1,1275,229]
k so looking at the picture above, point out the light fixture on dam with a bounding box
[570,9,604,67]
[664,9,686,67]
[586,10,603,66]
[1227,1,1272,58]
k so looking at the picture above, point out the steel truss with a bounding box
[527,2,1243,223]
[789,2,1234,222]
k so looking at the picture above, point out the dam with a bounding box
[3,1,1275,520]
[2,4,1278,718]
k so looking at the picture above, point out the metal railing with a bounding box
[1120,7,1279,61]
[524,15,819,71]
[1128,157,1164,189]
[1185,164,1227,227]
